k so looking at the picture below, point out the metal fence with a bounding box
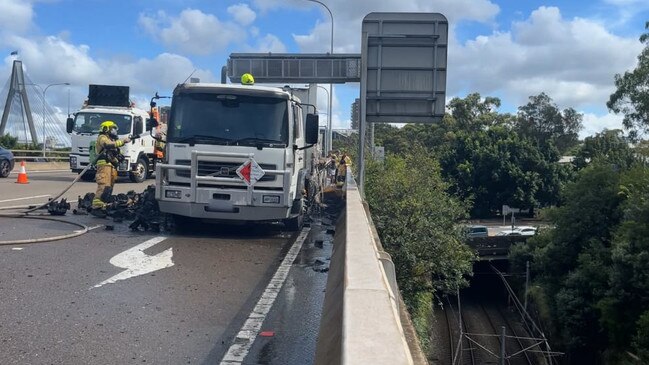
[10,150,70,161]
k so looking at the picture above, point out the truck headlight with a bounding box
[69,156,77,168]
[119,159,129,171]
[262,195,280,204]
[165,190,182,199]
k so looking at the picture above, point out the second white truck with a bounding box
[66,85,160,182]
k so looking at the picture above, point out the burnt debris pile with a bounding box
[74,185,163,232]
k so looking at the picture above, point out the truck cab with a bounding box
[67,85,159,183]
[155,83,319,230]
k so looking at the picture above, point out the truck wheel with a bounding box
[80,170,96,182]
[284,200,304,231]
[284,213,304,232]
[129,157,148,183]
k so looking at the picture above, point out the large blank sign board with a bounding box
[361,13,448,123]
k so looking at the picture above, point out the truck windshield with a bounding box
[168,93,289,147]
[73,113,132,134]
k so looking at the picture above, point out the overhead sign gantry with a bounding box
[227,53,361,84]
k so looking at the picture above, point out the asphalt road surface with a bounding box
[0,170,333,364]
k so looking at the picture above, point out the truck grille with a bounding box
[77,146,90,154]
[174,160,277,182]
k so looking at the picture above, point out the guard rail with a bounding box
[10,150,70,161]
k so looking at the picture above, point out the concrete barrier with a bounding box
[11,161,69,172]
[315,170,425,365]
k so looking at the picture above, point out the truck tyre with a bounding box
[284,200,304,231]
[80,170,96,182]
[284,213,304,232]
[129,157,148,183]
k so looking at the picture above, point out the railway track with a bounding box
[479,303,536,365]
[432,296,478,365]
[431,260,548,364]
[446,297,477,365]
[496,306,538,365]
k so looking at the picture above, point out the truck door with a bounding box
[292,103,305,172]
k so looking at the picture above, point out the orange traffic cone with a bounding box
[15,161,29,184]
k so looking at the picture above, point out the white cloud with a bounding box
[138,9,245,55]
[580,112,625,138]
[253,0,499,52]
[451,6,642,110]
[6,35,101,85]
[250,34,287,53]
[0,35,215,114]
[228,3,257,26]
[0,0,33,34]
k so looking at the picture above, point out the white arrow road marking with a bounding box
[93,236,172,288]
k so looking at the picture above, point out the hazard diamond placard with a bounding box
[236,159,265,186]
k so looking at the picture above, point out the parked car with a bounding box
[496,229,523,236]
[515,226,537,236]
[467,225,489,237]
[0,146,15,178]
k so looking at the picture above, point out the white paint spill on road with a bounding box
[0,195,50,203]
[11,247,23,251]
[93,236,172,288]
[220,228,311,364]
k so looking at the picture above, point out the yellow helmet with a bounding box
[241,73,255,85]
[100,120,117,132]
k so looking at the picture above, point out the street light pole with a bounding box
[317,85,330,150]
[41,82,70,157]
[303,0,334,154]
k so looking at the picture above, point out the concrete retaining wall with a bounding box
[315,171,423,365]
[11,161,69,172]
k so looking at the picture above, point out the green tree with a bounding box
[365,148,474,299]
[0,133,18,149]
[573,129,637,170]
[598,166,649,360]
[447,93,510,131]
[517,93,583,154]
[607,22,649,140]
[512,163,648,362]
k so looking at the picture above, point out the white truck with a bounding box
[66,85,159,183]
[153,82,319,230]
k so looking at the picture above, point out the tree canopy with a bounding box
[608,22,649,140]
[516,92,583,154]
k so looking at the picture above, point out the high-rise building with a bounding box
[350,98,360,130]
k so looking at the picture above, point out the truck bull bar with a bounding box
[155,150,292,207]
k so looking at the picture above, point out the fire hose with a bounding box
[0,164,94,245]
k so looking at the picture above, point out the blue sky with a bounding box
[0,0,648,137]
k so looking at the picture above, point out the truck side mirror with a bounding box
[134,117,143,135]
[66,117,74,133]
[305,114,319,145]
[146,118,158,131]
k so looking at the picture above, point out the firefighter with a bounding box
[326,151,337,184]
[92,121,131,214]
[336,152,352,187]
